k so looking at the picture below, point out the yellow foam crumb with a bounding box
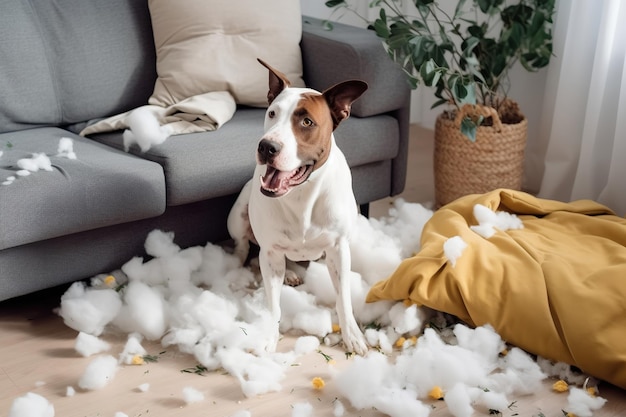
[410,336,418,345]
[403,299,413,307]
[428,386,444,400]
[131,355,144,365]
[552,379,569,392]
[311,377,325,390]
[586,386,597,397]
[395,337,407,348]
[500,348,508,356]
[332,324,341,333]
[103,275,116,287]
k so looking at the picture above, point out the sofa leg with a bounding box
[359,203,370,218]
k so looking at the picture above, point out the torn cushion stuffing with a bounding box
[367,189,626,389]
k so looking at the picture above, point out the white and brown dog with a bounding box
[227,59,369,354]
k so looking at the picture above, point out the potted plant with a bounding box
[325,0,555,206]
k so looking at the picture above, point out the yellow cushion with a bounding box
[368,189,626,389]
[148,0,305,108]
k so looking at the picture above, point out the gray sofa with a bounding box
[0,0,410,302]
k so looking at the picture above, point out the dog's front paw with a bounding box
[342,323,369,356]
[283,269,303,287]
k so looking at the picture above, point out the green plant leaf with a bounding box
[431,98,449,109]
[460,117,478,142]
[324,0,346,7]
[454,0,468,19]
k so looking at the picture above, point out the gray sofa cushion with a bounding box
[89,108,399,206]
[0,0,156,133]
[0,128,165,250]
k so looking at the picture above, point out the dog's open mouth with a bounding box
[260,164,313,197]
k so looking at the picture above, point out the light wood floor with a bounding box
[1,125,624,417]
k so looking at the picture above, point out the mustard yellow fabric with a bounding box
[367,189,626,389]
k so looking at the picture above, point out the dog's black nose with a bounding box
[258,139,281,162]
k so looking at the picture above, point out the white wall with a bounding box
[300,0,549,155]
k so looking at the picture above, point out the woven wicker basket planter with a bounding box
[434,102,527,207]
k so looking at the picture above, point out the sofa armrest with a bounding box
[301,16,410,118]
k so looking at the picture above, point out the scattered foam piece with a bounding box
[119,333,147,365]
[34,381,46,387]
[566,387,607,417]
[182,386,205,404]
[137,383,150,392]
[333,399,345,417]
[74,332,111,357]
[293,335,320,355]
[16,169,31,176]
[65,386,75,397]
[8,392,54,417]
[389,302,424,334]
[57,137,77,159]
[114,413,129,417]
[17,153,52,172]
[116,281,168,341]
[78,355,119,390]
[123,107,170,152]
[144,229,180,258]
[58,282,122,336]
[291,402,313,417]
[470,204,523,238]
[444,235,468,267]
[444,383,473,417]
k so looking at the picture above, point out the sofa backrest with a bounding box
[0,0,157,133]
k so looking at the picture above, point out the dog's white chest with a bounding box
[249,170,354,261]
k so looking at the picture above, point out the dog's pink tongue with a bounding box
[261,166,292,191]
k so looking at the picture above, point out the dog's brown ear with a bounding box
[323,80,368,130]
[257,58,291,105]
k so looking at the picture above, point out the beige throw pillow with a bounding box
[148,0,305,108]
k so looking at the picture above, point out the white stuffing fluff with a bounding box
[119,332,147,364]
[471,204,523,238]
[114,281,168,340]
[57,137,77,159]
[335,324,547,417]
[65,386,75,397]
[293,335,320,355]
[114,413,129,417]
[182,386,205,404]
[77,355,119,390]
[566,387,607,417]
[58,282,122,336]
[444,235,468,267]
[137,383,150,392]
[444,384,474,417]
[8,392,54,417]
[74,332,111,357]
[50,201,571,413]
[123,107,170,152]
[17,153,52,172]
[333,399,345,417]
[388,302,424,335]
[291,402,313,417]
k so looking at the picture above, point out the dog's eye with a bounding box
[268,110,276,118]
[302,118,314,127]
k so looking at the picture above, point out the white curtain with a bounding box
[536,0,626,215]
